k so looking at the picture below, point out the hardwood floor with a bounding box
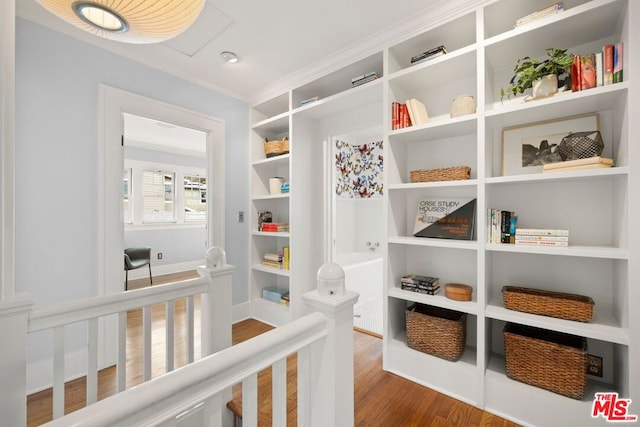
[27,271,519,426]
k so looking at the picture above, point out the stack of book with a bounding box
[262,252,283,269]
[410,45,447,66]
[488,209,517,244]
[543,156,613,173]
[571,43,623,91]
[401,274,440,295]
[261,222,290,232]
[514,2,564,27]
[351,71,379,88]
[515,228,569,247]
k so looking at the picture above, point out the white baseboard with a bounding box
[126,260,204,280]
[232,301,251,323]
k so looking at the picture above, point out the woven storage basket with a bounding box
[405,304,466,361]
[503,323,587,399]
[502,286,594,322]
[410,166,471,183]
[264,137,289,158]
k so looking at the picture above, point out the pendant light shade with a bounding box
[36,0,206,44]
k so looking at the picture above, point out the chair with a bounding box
[124,247,152,290]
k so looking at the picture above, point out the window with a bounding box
[142,170,176,223]
[184,175,207,222]
[123,162,207,226]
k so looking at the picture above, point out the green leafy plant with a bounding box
[501,48,573,101]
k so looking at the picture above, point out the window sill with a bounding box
[125,223,206,232]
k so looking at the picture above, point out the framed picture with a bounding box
[501,113,599,176]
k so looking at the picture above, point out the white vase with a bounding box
[532,74,558,99]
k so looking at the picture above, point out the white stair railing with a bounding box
[0,248,234,426]
[41,262,358,427]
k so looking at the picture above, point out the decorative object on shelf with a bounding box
[557,130,604,160]
[280,182,290,193]
[500,48,573,101]
[269,177,285,195]
[444,283,473,301]
[406,304,466,361]
[335,139,383,198]
[502,286,593,322]
[257,211,272,230]
[37,0,205,44]
[401,274,440,295]
[263,137,289,158]
[450,95,476,118]
[413,197,476,240]
[503,323,587,399]
[501,113,599,176]
[410,166,470,183]
[410,45,448,66]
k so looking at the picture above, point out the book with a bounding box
[515,239,569,247]
[603,44,614,85]
[283,246,290,270]
[351,71,378,84]
[515,2,564,27]
[595,52,603,87]
[571,55,582,91]
[401,274,439,288]
[613,42,623,83]
[413,198,476,240]
[410,45,447,64]
[581,54,596,90]
[515,228,569,237]
[352,75,379,87]
[542,156,613,172]
[405,98,429,126]
[262,287,288,304]
[514,235,568,242]
[299,96,319,106]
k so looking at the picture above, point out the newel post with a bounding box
[302,262,359,427]
[197,247,235,427]
[0,295,33,426]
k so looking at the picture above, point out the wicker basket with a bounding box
[503,323,587,399]
[410,166,471,183]
[264,137,290,158]
[502,286,594,322]
[405,304,466,361]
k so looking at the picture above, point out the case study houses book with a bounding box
[413,197,476,240]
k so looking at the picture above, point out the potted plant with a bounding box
[501,48,574,101]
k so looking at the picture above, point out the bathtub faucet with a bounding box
[366,241,380,251]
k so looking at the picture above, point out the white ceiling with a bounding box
[16,0,470,102]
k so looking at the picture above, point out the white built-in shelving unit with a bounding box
[249,0,638,424]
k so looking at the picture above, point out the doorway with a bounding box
[123,114,209,287]
[328,127,384,336]
[98,85,225,367]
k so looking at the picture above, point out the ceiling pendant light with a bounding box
[36,0,206,44]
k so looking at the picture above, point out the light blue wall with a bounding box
[15,18,249,305]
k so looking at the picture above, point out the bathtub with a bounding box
[334,252,383,305]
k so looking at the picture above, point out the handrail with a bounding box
[28,274,212,333]
[44,311,329,427]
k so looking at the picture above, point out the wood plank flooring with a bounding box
[27,271,519,426]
